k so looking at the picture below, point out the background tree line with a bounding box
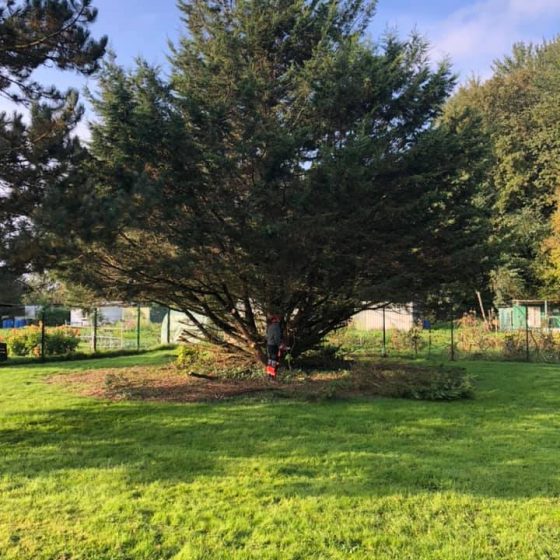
[446,39,560,305]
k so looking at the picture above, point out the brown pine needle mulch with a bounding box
[47,362,472,403]
[47,366,346,403]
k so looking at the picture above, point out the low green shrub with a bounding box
[455,313,502,356]
[531,331,560,361]
[177,344,210,368]
[305,374,354,402]
[502,332,527,360]
[390,326,427,355]
[1,325,80,357]
[176,343,263,378]
[329,329,382,355]
[353,362,474,401]
[296,344,350,370]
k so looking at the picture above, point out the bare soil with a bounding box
[47,365,349,403]
[47,361,470,403]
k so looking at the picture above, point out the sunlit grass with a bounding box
[1,351,559,559]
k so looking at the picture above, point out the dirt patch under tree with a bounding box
[47,361,474,403]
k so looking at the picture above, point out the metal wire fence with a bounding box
[337,304,560,363]
[1,301,559,364]
[0,303,173,364]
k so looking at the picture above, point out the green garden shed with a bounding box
[499,300,560,331]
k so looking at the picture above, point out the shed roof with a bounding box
[512,299,560,305]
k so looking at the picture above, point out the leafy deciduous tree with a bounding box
[447,39,560,303]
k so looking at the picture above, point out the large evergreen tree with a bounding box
[0,0,107,277]
[46,0,489,362]
[0,268,24,303]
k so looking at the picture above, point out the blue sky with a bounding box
[21,0,560,135]
[83,0,560,76]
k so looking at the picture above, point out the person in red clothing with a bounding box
[266,315,282,378]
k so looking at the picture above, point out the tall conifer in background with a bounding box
[0,1,107,276]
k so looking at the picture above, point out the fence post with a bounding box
[450,315,455,362]
[136,305,141,351]
[167,308,171,345]
[428,324,432,358]
[92,308,98,353]
[382,305,387,357]
[41,308,46,363]
[525,304,530,362]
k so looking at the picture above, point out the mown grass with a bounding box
[1,350,560,559]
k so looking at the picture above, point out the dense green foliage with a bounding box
[446,39,560,302]
[0,269,24,303]
[333,323,560,363]
[20,271,97,307]
[0,352,559,558]
[175,342,474,399]
[177,343,269,378]
[0,0,106,103]
[48,0,490,362]
[1,324,79,356]
[352,362,474,401]
[0,0,106,276]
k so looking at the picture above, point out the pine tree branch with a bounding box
[0,3,88,53]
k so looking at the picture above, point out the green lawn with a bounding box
[1,352,560,559]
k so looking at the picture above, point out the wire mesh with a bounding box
[1,300,560,364]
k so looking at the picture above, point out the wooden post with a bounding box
[525,304,530,362]
[382,305,387,357]
[428,324,432,358]
[450,316,455,362]
[41,309,46,362]
[476,290,489,328]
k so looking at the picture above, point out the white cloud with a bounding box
[509,0,560,18]
[430,0,560,78]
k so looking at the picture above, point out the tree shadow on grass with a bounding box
[1,393,560,500]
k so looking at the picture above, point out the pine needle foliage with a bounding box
[49,0,489,362]
[0,0,107,274]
